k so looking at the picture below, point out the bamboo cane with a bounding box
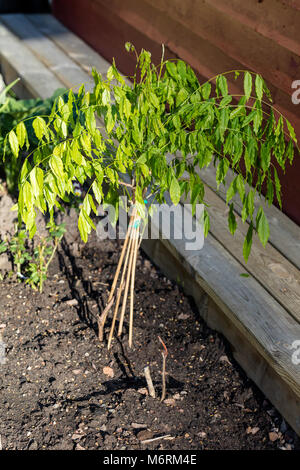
[107,231,134,349]
[107,211,135,303]
[117,217,137,337]
[128,220,140,348]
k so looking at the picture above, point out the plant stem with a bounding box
[98,297,115,342]
[161,352,166,401]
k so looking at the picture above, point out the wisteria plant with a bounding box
[6,43,298,348]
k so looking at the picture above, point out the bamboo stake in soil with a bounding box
[99,203,141,349]
[107,229,134,349]
[107,215,132,304]
[129,219,140,348]
[144,366,156,398]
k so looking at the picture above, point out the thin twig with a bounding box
[158,336,168,401]
[98,297,114,342]
[144,366,156,398]
[141,435,173,444]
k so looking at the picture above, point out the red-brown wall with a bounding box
[53,0,300,225]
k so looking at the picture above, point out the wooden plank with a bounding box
[206,0,300,57]
[144,0,299,97]
[190,184,300,324]
[141,232,300,435]
[26,13,111,76]
[0,21,64,99]
[0,14,94,92]
[140,197,300,401]
[199,165,300,271]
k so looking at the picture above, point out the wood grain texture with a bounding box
[142,235,300,435]
[0,14,93,92]
[200,165,300,271]
[193,185,300,323]
[0,20,63,99]
[26,13,111,76]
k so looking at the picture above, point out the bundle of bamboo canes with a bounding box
[98,208,142,349]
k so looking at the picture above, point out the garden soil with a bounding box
[0,223,299,450]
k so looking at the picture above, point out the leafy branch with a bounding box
[6,43,298,348]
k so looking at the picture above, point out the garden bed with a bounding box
[0,13,299,448]
[0,207,299,450]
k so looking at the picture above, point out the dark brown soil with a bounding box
[0,232,299,450]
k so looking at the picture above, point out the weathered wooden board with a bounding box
[141,233,300,435]
[26,13,111,76]
[0,21,63,99]
[0,14,94,92]
[178,179,300,324]
[207,187,300,322]
[1,13,299,435]
[200,165,300,271]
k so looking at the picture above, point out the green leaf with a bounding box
[244,72,252,101]
[256,207,269,247]
[273,167,282,209]
[177,60,187,80]
[92,180,102,205]
[8,130,19,157]
[16,121,27,148]
[255,74,263,101]
[228,204,237,235]
[49,154,64,179]
[201,82,211,100]
[203,210,210,237]
[125,42,133,52]
[166,62,178,79]
[243,222,253,263]
[33,117,47,140]
[219,107,229,141]
[226,177,237,204]
[170,177,181,205]
[260,141,271,172]
[176,88,189,107]
[122,97,131,119]
[236,175,245,202]
[149,91,160,109]
[287,120,297,143]
[78,211,88,243]
[216,75,228,96]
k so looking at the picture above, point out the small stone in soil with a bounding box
[65,298,79,306]
[164,398,176,406]
[137,430,153,441]
[246,427,260,435]
[103,366,114,378]
[131,423,148,429]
